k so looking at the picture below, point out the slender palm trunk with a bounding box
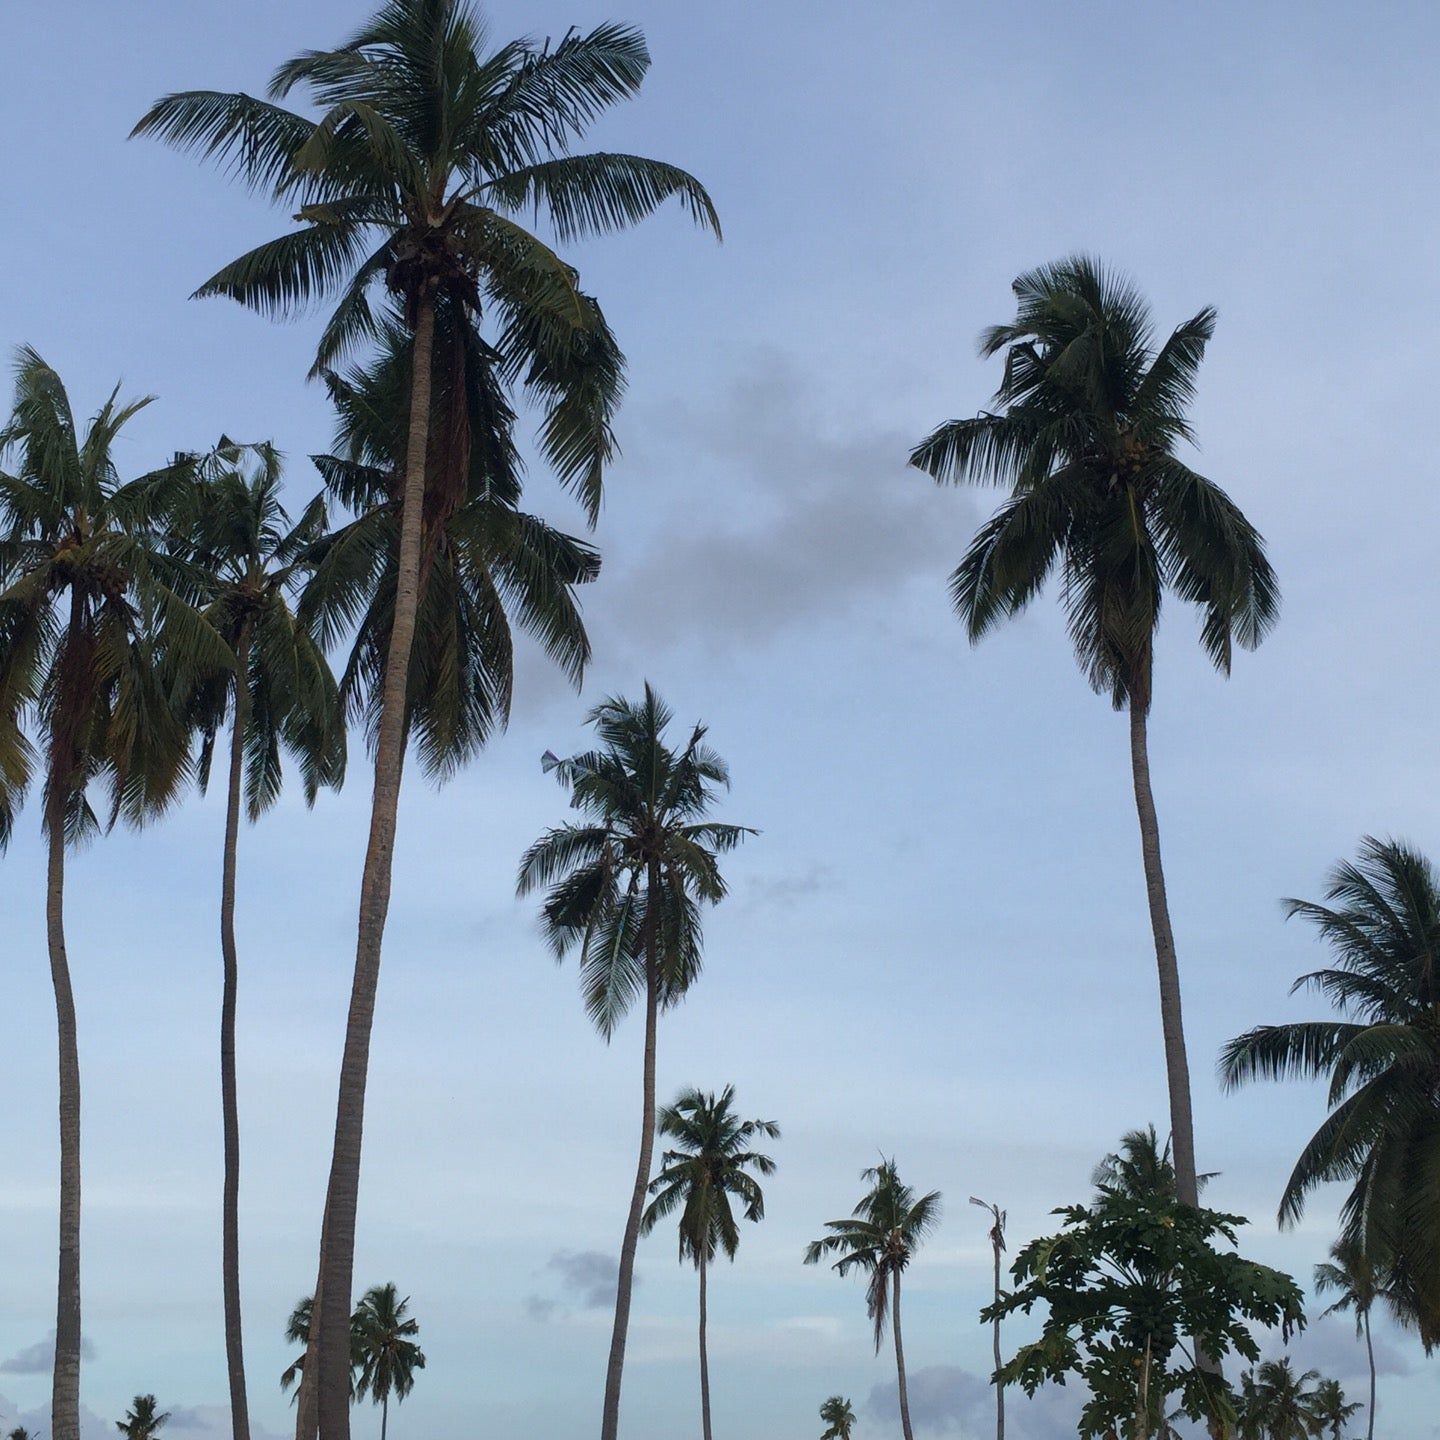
[314,294,437,1440]
[380,1395,388,1440]
[1126,698,1199,1205]
[221,629,252,1440]
[600,936,660,1440]
[892,1271,914,1440]
[1364,1312,1376,1440]
[697,1253,712,1440]
[990,1227,1004,1440]
[47,793,81,1440]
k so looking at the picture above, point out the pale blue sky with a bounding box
[3,2,1439,1437]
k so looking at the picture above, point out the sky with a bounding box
[2,1,1440,1437]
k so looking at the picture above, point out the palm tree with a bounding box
[912,256,1278,1208]
[8,1427,38,1440]
[805,1160,941,1440]
[1092,1124,1216,1203]
[818,1396,856,1440]
[167,439,344,1440]
[969,1196,1006,1440]
[0,350,228,1440]
[1307,1379,1360,1440]
[352,1284,424,1440]
[281,1296,365,1402]
[115,1398,171,1440]
[134,8,718,1434]
[1221,837,1440,1347]
[640,1085,779,1440]
[518,686,751,1440]
[1236,1359,1322,1440]
[1314,1237,1402,1440]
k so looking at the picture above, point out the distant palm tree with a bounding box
[135,7,717,1434]
[169,438,345,1440]
[912,256,1278,1208]
[818,1395,856,1440]
[519,685,751,1439]
[1236,1359,1322,1440]
[640,1085,779,1440]
[806,1160,941,1440]
[1221,837,1440,1346]
[0,350,228,1440]
[969,1196,1006,1440]
[353,1284,425,1440]
[1314,1236,1407,1440]
[1307,1379,1360,1440]
[116,1397,170,1440]
[1092,1124,1215,1203]
[281,1296,364,1402]
[8,1426,38,1440]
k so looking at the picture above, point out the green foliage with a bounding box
[1306,1377,1362,1440]
[805,1159,941,1352]
[911,255,1278,710]
[1235,1358,1325,1440]
[279,1294,367,1401]
[115,1396,170,1440]
[352,1283,426,1414]
[1221,837,1440,1346]
[985,1196,1305,1439]
[640,1084,779,1265]
[517,684,752,1037]
[1092,1125,1216,1204]
[818,1394,856,1440]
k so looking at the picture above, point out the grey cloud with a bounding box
[0,1332,96,1375]
[747,862,837,909]
[866,1366,1078,1438]
[547,1248,624,1309]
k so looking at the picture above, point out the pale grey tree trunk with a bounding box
[314,294,437,1440]
[1364,1311,1376,1440]
[892,1271,914,1440]
[221,627,252,1440]
[698,1252,712,1440]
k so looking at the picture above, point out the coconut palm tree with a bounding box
[1314,1237,1404,1440]
[640,1085,779,1440]
[818,1396,856,1440]
[115,1398,171,1440]
[519,686,751,1440]
[911,256,1278,1208]
[281,1296,364,1402]
[163,439,344,1440]
[1092,1124,1216,1204]
[352,1285,424,1440]
[1307,1379,1360,1440]
[1236,1359,1323,1440]
[8,1427,38,1440]
[1221,837,1440,1347]
[805,1160,941,1440]
[0,350,228,1440]
[134,8,718,1433]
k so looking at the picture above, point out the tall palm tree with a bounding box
[818,1396,855,1440]
[640,1085,779,1440]
[134,8,718,1433]
[1307,1379,1360,1440]
[805,1160,941,1440]
[518,686,751,1440]
[912,256,1279,1208]
[0,350,228,1440]
[969,1196,1006,1440]
[115,1398,171,1440]
[1221,837,1440,1347]
[1314,1237,1403,1440]
[352,1285,425,1440]
[1236,1359,1322,1440]
[166,439,345,1440]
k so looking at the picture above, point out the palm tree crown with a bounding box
[641,1085,780,1264]
[353,1283,425,1440]
[1092,1124,1215,1203]
[1221,837,1440,1345]
[1236,1359,1322,1440]
[818,1395,856,1440]
[116,1397,170,1440]
[1308,1378,1361,1440]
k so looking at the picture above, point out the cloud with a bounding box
[524,1248,630,1320]
[0,1332,96,1375]
[865,1366,1078,1439]
[599,354,968,657]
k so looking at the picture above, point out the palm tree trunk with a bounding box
[892,1271,914,1440]
[698,1252,712,1440]
[47,789,81,1440]
[1126,697,1200,1204]
[314,293,437,1440]
[600,943,660,1440]
[1364,1312,1376,1440]
[991,1227,1004,1440]
[221,628,252,1440]
[380,1395,388,1440]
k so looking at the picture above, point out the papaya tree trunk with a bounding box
[600,915,660,1440]
[892,1270,914,1440]
[47,790,81,1440]
[221,625,252,1440]
[698,1251,712,1440]
[314,293,436,1440]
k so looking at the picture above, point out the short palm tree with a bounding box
[116,1398,170,1440]
[352,1284,425,1440]
[818,1395,856,1440]
[0,350,227,1440]
[168,439,344,1440]
[1236,1359,1322,1440]
[1314,1237,1404,1440]
[8,1427,37,1440]
[519,686,751,1440]
[912,256,1278,1207]
[1092,1124,1215,1203]
[134,7,717,1433]
[805,1160,941,1440]
[640,1085,779,1440]
[1221,837,1440,1346]
[1307,1379,1360,1440]
[281,1296,364,1402]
